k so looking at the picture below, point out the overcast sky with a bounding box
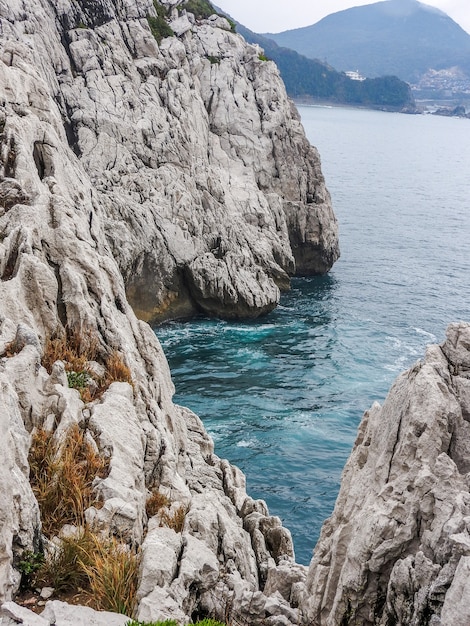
[215,0,470,35]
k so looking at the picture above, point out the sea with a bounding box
[154,105,470,565]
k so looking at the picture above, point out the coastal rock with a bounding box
[0,374,41,602]
[303,322,470,625]
[41,0,338,323]
[0,0,317,622]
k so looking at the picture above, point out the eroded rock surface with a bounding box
[304,322,470,626]
[0,0,338,324]
[0,0,320,623]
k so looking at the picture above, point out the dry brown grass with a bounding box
[160,505,187,533]
[103,350,133,387]
[41,328,133,402]
[42,328,99,375]
[3,341,18,358]
[79,534,141,616]
[29,425,109,537]
[145,490,171,518]
[33,528,140,616]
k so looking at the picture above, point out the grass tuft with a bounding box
[35,530,95,593]
[145,490,170,518]
[104,350,133,387]
[42,328,99,375]
[41,327,133,402]
[29,425,109,538]
[160,505,187,534]
[80,534,141,616]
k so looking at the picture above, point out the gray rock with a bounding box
[303,324,470,625]
[0,376,41,602]
[41,600,130,625]
[1,602,49,626]
[39,587,54,600]
[440,557,470,626]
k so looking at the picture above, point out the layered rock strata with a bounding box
[304,322,470,626]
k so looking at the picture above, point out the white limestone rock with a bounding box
[138,522,183,597]
[34,0,338,322]
[41,600,130,625]
[0,602,49,626]
[87,382,147,543]
[0,374,41,602]
[303,322,470,625]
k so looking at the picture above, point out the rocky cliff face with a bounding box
[2,0,467,625]
[0,0,336,623]
[304,322,470,626]
[0,0,338,325]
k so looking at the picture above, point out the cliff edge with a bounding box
[304,322,470,626]
[0,0,336,623]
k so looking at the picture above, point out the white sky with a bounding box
[215,0,470,35]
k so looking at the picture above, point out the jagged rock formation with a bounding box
[3,0,468,624]
[0,0,338,325]
[0,0,330,623]
[304,322,470,626]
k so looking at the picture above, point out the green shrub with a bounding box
[147,15,174,44]
[125,621,179,626]
[67,370,91,389]
[126,619,225,626]
[18,551,44,589]
[206,55,220,65]
[258,53,269,62]
[180,0,215,19]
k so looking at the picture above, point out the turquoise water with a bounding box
[155,106,470,564]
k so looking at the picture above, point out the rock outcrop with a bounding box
[0,0,328,623]
[3,0,468,624]
[303,322,470,626]
[0,0,338,324]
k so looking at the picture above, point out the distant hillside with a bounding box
[263,0,470,83]
[236,24,414,110]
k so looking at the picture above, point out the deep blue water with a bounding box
[155,106,470,565]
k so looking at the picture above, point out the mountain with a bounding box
[237,24,415,110]
[263,0,470,84]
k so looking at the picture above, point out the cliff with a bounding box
[0,0,336,623]
[0,0,338,325]
[304,322,470,626]
[1,0,467,625]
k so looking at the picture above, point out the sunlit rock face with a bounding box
[0,0,331,622]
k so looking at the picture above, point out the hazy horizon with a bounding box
[215,0,470,36]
